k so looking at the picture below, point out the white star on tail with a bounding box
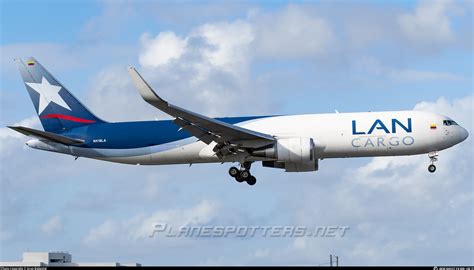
[25,77,71,114]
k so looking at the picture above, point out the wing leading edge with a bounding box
[128,67,275,156]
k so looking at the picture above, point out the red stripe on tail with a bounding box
[41,114,96,123]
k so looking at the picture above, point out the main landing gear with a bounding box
[229,162,256,185]
[428,151,438,173]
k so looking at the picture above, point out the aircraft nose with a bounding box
[460,127,469,142]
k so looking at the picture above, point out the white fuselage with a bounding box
[27,110,468,166]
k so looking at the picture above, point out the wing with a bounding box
[128,67,275,157]
[8,126,84,145]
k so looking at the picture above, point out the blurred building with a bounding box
[0,251,140,266]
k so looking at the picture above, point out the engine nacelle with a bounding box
[262,160,319,172]
[253,137,316,163]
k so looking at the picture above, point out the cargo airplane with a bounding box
[8,58,469,185]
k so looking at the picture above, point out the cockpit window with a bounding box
[443,120,458,126]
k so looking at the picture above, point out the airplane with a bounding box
[8,57,469,186]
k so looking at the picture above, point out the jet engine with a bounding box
[253,137,318,172]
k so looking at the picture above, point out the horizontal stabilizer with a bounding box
[8,126,84,145]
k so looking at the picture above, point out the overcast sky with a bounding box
[0,0,473,266]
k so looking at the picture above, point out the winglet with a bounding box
[128,67,168,109]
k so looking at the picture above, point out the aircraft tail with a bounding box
[15,57,105,133]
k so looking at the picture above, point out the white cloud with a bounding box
[85,67,163,121]
[292,237,306,250]
[0,116,40,156]
[83,3,468,123]
[193,20,254,78]
[93,19,266,118]
[355,56,465,82]
[93,6,336,120]
[139,5,335,66]
[398,0,458,46]
[0,115,39,140]
[413,95,473,123]
[41,215,63,235]
[138,19,254,80]
[253,5,335,58]
[132,199,219,239]
[83,200,219,245]
[139,32,187,68]
[83,220,118,245]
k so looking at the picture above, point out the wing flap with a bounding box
[173,118,215,144]
[8,126,84,145]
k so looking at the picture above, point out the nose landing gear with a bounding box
[428,151,438,173]
[228,162,256,185]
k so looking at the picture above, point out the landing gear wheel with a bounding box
[235,174,244,183]
[428,152,438,174]
[239,170,251,180]
[229,167,239,178]
[246,176,257,186]
[229,162,255,185]
[428,164,436,173]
